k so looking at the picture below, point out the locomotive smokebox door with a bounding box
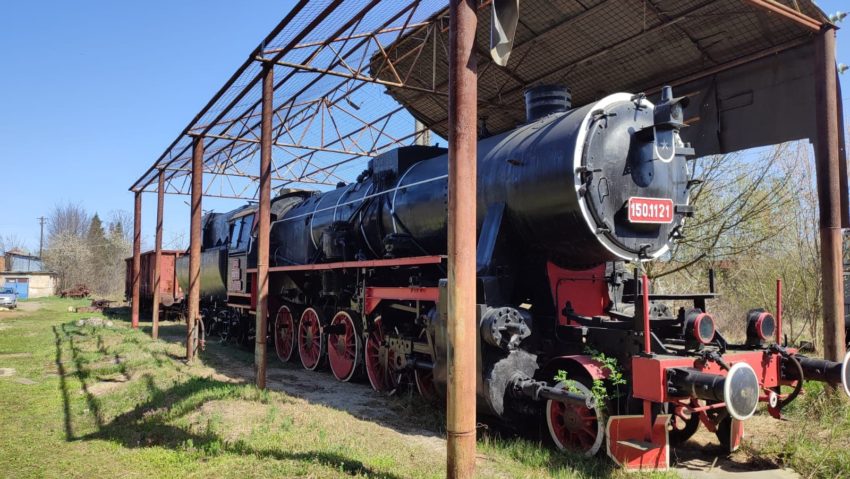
[579,92,690,260]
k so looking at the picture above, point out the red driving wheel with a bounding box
[546,380,604,456]
[327,310,361,382]
[274,305,296,363]
[298,307,325,370]
[365,317,399,392]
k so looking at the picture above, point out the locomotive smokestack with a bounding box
[524,85,571,123]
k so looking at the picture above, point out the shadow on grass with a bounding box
[52,322,404,479]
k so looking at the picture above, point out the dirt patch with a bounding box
[16,301,42,312]
[203,346,446,446]
[672,414,796,477]
[0,368,16,378]
[0,353,32,360]
[88,373,131,397]
[187,399,271,443]
[13,377,37,385]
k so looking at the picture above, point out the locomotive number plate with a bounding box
[627,197,674,224]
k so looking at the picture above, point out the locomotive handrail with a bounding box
[246,254,446,273]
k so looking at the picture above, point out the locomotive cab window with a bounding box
[228,215,254,251]
[229,221,242,249]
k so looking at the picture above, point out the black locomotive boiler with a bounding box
[180,86,850,471]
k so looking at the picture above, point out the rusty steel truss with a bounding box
[131,0,457,200]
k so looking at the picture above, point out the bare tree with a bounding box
[0,235,29,254]
[648,143,797,280]
[47,202,89,243]
[654,142,824,347]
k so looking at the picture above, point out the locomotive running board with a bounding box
[606,414,670,471]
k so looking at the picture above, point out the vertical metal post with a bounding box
[446,1,477,477]
[255,64,274,389]
[814,26,846,362]
[131,191,142,329]
[187,136,204,361]
[776,279,783,345]
[151,171,165,340]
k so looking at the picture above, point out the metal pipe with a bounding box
[255,64,273,389]
[642,274,651,354]
[814,27,847,362]
[131,192,142,329]
[742,0,822,32]
[151,171,165,340]
[187,136,204,361]
[446,1,477,477]
[776,279,783,345]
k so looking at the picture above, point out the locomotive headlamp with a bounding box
[653,85,689,129]
[684,309,715,345]
[745,309,776,346]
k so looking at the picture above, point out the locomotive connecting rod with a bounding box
[511,377,595,409]
[446,1,478,477]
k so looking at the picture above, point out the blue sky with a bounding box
[0,0,848,252]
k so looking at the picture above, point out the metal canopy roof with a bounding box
[379,0,829,140]
[131,0,831,200]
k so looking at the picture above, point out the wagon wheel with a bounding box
[274,305,297,363]
[298,307,325,371]
[668,400,701,445]
[327,310,362,382]
[365,317,400,392]
[545,379,605,456]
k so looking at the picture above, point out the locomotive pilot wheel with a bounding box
[668,400,701,445]
[298,307,325,371]
[327,310,361,382]
[545,380,605,456]
[365,317,400,392]
[274,305,297,363]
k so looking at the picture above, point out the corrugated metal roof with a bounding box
[375,0,829,140]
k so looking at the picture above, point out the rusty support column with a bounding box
[187,136,204,361]
[131,191,142,329]
[446,1,477,477]
[151,171,165,340]
[814,26,846,362]
[255,64,273,389]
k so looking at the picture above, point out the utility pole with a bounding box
[37,217,46,258]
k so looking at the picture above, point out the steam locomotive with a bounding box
[175,86,850,470]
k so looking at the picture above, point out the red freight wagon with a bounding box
[125,250,184,314]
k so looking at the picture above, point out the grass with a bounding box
[0,298,441,479]
[745,381,850,479]
[6,297,831,479]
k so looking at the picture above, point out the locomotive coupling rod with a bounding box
[511,376,595,409]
